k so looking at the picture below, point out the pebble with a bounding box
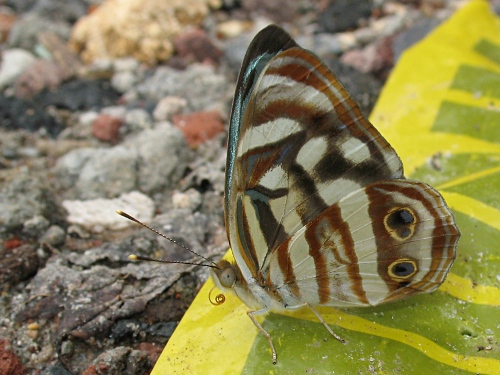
[153,96,188,121]
[172,110,225,147]
[123,108,153,134]
[91,114,123,143]
[0,48,36,89]
[63,191,155,233]
[40,225,66,246]
[22,215,50,238]
[0,169,57,232]
[134,64,227,111]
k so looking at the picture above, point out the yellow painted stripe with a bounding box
[289,307,500,375]
[436,166,500,191]
[439,272,500,306]
[441,191,500,231]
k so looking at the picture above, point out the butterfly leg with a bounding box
[247,308,277,364]
[306,303,346,343]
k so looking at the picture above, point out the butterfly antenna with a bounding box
[116,210,218,269]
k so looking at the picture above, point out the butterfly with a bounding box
[209,25,461,364]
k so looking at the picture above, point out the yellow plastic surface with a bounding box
[153,1,500,373]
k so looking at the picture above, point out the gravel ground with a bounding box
[0,0,495,374]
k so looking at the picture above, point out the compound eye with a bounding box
[220,268,236,288]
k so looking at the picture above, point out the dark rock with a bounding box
[0,94,63,136]
[35,79,121,111]
[318,0,373,33]
[322,57,382,116]
[31,0,87,23]
[42,365,73,375]
[0,243,39,286]
[145,322,177,339]
[393,17,441,61]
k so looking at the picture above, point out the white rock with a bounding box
[62,191,155,233]
[0,49,36,88]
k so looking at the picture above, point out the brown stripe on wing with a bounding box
[304,204,369,304]
[235,196,260,279]
[275,237,301,299]
[263,49,394,154]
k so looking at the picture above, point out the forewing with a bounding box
[226,26,404,279]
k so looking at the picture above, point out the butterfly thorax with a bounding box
[211,259,289,311]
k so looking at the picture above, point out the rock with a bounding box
[241,0,298,23]
[56,124,189,199]
[341,36,394,77]
[22,215,50,238]
[172,28,223,65]
[0,11,17,43]
[30,0,87,23]
[111,57,140,93]
[317,0,373,33]
[172,110,225,147]
[0,93,63,136]
[0,48,36,89]
[111,71,136,93]
[63,191,155,233]
[87,347,151,375]
[216,20,253,39]
[91,114,123,143]
[0,339,26,375]
[40,225,66,246]
[54,147,96,190]
[134,64,227,111]
[0,169,59,232]
[35,79,121,111]
[123,108,153,134]
[73,146,137,199]
[13,58,64,99]
[7,13,71,51]
[172,189,202,212]
[126,123,190,194]
[0,243,39,285]
[70,0,222,64]
[392,17,440,60]
[153,96,188,121]
[321,57,382,115]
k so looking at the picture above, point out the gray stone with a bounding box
[126,123,190,194]
[0,168,58,232]
[134,64,227,112]
[23,215,50,238]
[8,13,71,50]
[74,146,137,199]
[54,147,95,190]
[40,225,66,246]
[123,108,153,134]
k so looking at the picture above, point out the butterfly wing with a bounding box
[268,179,460,307]
[225,25,404,283]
